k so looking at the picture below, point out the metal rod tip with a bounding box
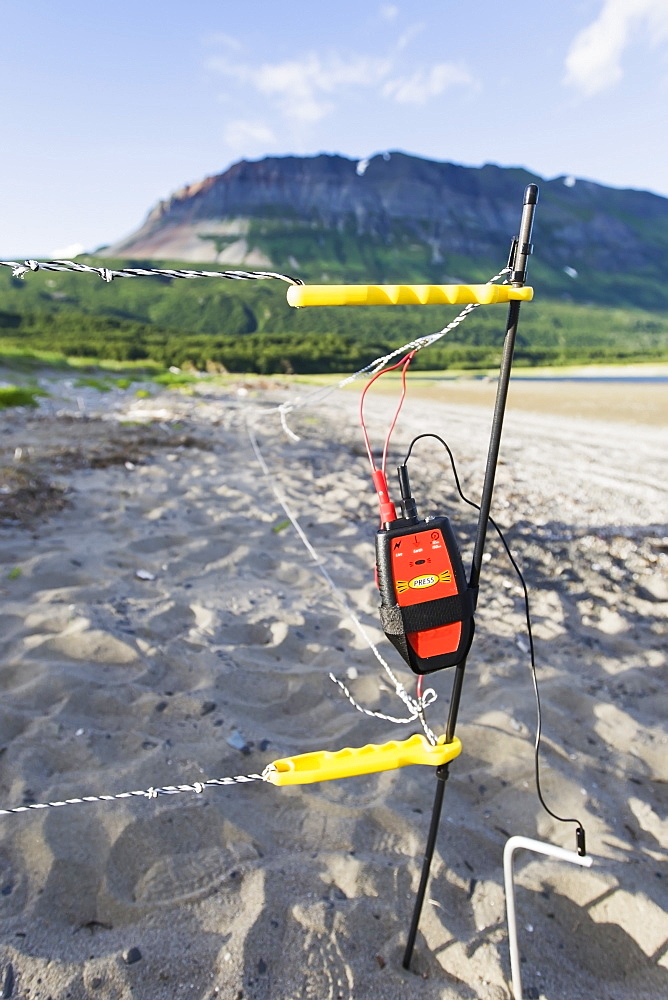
[524,184,539,205]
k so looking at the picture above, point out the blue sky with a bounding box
[1,0,666,257]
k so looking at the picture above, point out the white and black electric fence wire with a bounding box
[0,773,267,818]
[0,258,302,285]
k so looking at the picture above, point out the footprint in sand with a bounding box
[177,537,238,566]
[218,619,273,645]
[246,897,355,1000]
[102,808,259,915]
[28,628,139,665]
[128,533,192,555]
[140,601,196,640]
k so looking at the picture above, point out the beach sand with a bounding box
[0,372,666,999]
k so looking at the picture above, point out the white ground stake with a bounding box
[504,836,593,1000]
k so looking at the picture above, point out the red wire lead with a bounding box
[382,351,415,477]
[359,350,416,525]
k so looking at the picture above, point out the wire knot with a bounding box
[12,260,41,279]
[145,787,158,799]
[419,688,438,710]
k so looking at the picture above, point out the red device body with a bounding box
[375,515,474,674]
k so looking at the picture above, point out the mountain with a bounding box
[103,152,668,310]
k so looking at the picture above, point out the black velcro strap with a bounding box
[379,588,476,636]
[379,604,404,636]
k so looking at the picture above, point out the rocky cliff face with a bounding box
[103,152,668,309]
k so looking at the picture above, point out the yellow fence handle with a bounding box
[287,284,533,308]
[263,733,462,786]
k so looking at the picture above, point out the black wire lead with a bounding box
[402,433,587,855]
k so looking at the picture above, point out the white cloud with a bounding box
[395,22,426,52]
[209,50,392,124]
[380,4,399,19]
[224,120,277,150]
[207,34,476,128]
[564,0,668,96]
[383,63,475,104]
[253,53,392,123]
[51,242,85,258]
[204,32,243,51]
[252,55,334,123]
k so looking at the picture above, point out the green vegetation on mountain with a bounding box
[1,258,667,374]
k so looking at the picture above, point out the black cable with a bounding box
[402,433,587,855]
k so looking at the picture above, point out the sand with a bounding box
[0,371,666,1000]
